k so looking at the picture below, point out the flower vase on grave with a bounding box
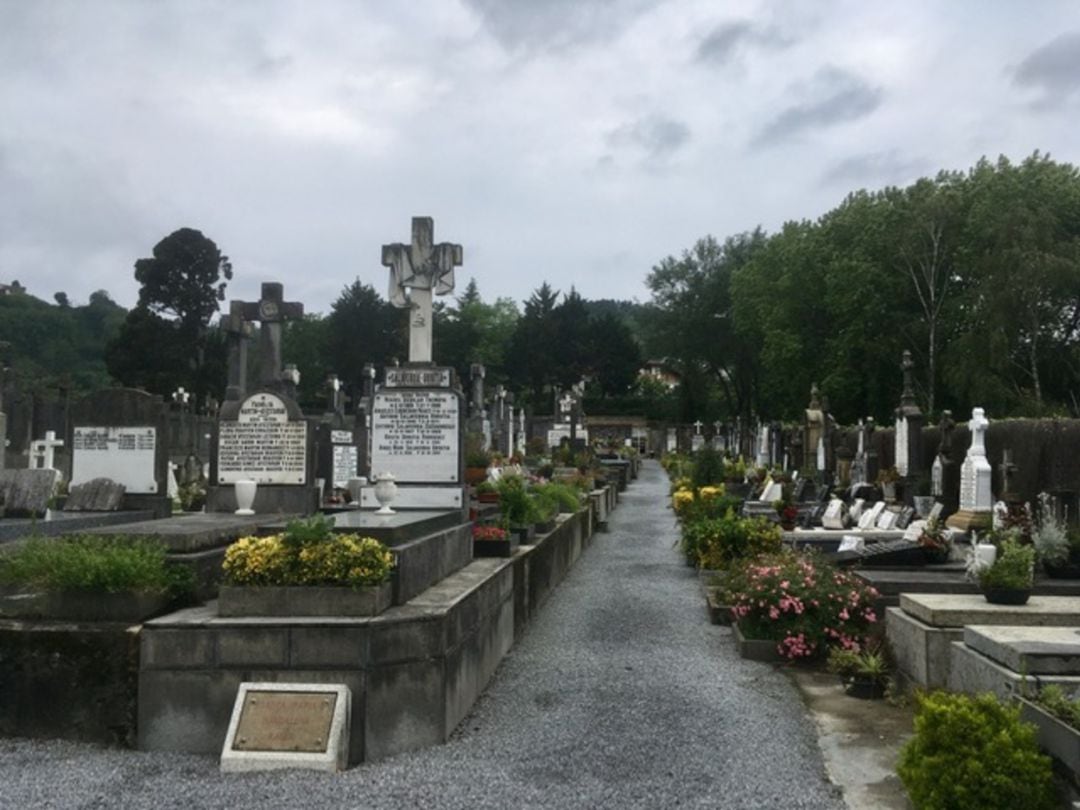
[374,473,398,515]
[234,479,257,515]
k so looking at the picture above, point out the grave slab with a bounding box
[0,510,156,544]
[948,641,1080,700]
[962,625,1080,676]
[899,593,1080,627]
[79,513,284,553]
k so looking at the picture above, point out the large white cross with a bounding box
[693,420,703,435]
[382,217,462,363]
[30,430,64,471]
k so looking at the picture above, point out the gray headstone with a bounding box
[64,477,127,512]
[0,468,61,516]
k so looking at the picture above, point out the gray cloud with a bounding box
[463,0,657,52]
[1013,31,1080,101]
[821,150,930,188]
[606,114,691,161]
[757,68,882,145]
[696,20,792,64]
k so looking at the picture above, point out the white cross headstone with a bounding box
[958,407,992,513]
[30,430,64,472]
[382,217,462,363]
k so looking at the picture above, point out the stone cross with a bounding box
[30,430,64,471]
[999,448,1019,502]
[238,282,303,390]
[382,217,462,363]
[325,374,344,414]
[222,300,254,402]
[693,420,703,435]
[172,387,190,409]
[469,363,486,418]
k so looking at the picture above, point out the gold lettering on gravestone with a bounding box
[232,691,337,753]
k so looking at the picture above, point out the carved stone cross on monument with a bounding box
[238,283,304,391]
[382,217,463,364]
[30,430,64,471]
[222,301,255,402]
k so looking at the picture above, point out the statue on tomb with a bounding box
[937,410,956,459]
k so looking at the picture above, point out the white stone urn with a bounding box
[234,479,257,515]
[373,472,398,515]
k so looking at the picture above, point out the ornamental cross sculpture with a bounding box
[238,282,304,390]
[382,217,463,363]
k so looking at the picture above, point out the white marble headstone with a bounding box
[958,407,992,514]
[822,499,848,530]
[858,500,886,530]
[849,498,866,523]
[876,509,899,530]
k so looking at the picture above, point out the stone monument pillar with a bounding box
[946,407,993,532]
[804,383,824,476]
[894,350,925,504]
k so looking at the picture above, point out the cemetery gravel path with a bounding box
[0,460,844,810]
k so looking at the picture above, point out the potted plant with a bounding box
[977,536,1035,605]
[1033,495,1080,578]
[876,466,900,502]
[219,515,395,617]
[475,480,500,504]
[472,523,518,558]
[772,498,798,530]
[917,516,951,564]
[464,433,491,485]
[827,643,891,699]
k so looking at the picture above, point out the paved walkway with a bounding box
[0,461,844,809]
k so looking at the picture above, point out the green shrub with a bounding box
[686,512,782,569]
[0,536,193,598]
[533,482,582,513]
[979,537,1035,590]
[691,445,725,487]
[495,475,541,525]
[897,691,1056,810]
[1034,684,1080,730]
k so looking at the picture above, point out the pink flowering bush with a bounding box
[729,551,879,660]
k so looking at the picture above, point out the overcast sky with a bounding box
[3,1,1079,318]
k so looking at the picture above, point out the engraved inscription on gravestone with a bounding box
[232,690,336,753]
[217,392,307,485]
[331,429,357,489]
[384,368,451,388]
[371,390,459,483]
[71,427,158,493]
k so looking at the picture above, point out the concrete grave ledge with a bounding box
[78,513,289,554]
[948,640,1080,700]
[138,503,600,765]
[888,594,1080,691]
[899,593,1080,627]
[963,624,1080,676]
[0,510,156,544]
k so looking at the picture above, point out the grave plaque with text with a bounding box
[71,426,158,493]
[331,429,357,489]
[371,390,459,483]
[217,392,307,485]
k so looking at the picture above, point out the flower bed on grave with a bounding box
[219,515,394,617]
[728,550,879,661]
[0,535,194,621]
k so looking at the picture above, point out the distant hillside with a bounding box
[0,288,126,392]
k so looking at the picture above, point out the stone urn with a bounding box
[373,472,398,515]
[234,479,257,515]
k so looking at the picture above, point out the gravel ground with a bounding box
[0,461,844,810]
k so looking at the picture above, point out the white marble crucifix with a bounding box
[382,217,463,363]
[30,430,64,471]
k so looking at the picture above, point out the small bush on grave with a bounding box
[533,482,583,513]
[494,475,542,526]
[1033,684,1080,730]
[0,536,193,598]
[673,486,741,525]
[687,513,782,570]
[897,691,1056,810]
[728,551,879,660]
[691,445,726,488]
[222,515,394,588]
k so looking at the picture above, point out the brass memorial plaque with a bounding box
[232,691,337,753]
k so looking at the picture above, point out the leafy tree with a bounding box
[324,280,405,394]
[133,228,233,333]
[106,228,231,404]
